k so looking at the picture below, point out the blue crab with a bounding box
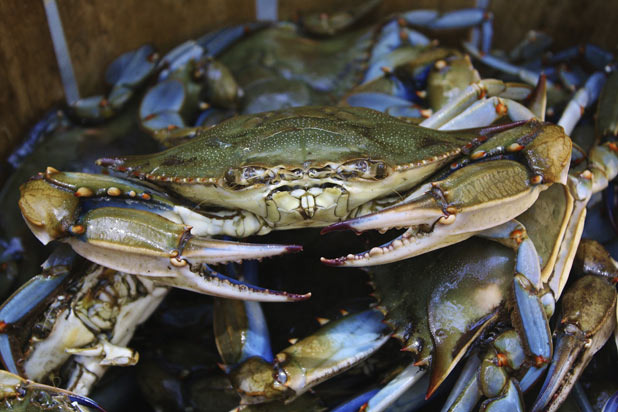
[17,102,571,301]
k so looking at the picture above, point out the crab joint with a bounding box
[75,187,94,197]
[438,214,456,225]
[534,355,549,367]
[107,187,122,196]
[69,225,86,235]
[510,228,525,244]
[496,352,509,367]
[169,256,188,267]
[495,101,508,116]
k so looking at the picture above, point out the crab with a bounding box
[17,101,571,302]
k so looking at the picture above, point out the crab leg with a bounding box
[462,41,547,87]
[72,45,159,121]
[419,79,533,129]
[362,364,427,412]
[228,309,390,404]
[557,71,606,135]
[440,351,483,411]
[19,170,306,302]
[437,96,536,130]
[530,275,617,412]
[443,329,544,412]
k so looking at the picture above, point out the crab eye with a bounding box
[375,162,386,179]
[339,160,388,180]
[224,168,237,186]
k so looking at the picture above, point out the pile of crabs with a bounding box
[0,2,617,411]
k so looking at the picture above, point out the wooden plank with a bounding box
[56,0,256,96]
[0,0,64,164]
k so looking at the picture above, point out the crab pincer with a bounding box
[18,169,307,302]
[321,121,571,267]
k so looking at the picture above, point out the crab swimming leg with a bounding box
[18,169,307,302]
[419,78,535,130]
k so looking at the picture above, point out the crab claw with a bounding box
[19,171,307,302]
[321,160,542,267]
[322,122,571,267]
[530,275,617,412]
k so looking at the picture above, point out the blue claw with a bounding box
[157,41,204,81]
[140,79,188,131]
[105,44,157,89]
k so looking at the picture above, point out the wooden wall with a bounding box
[0,0,616,163]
